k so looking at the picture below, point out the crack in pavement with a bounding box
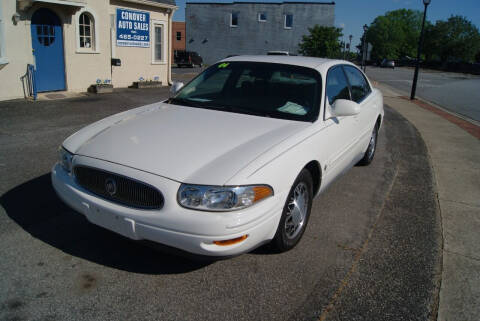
[317,166,400,321]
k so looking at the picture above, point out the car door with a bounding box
[321,65,359,186]
[342,65,376,158]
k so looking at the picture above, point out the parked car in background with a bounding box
[52,56,383,257]
[380,59,395,69]
[174,50,203,68]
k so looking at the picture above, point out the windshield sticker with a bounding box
[277,102,309,115]
[218,62,230,68]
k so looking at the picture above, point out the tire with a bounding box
[272,169,313,252]
[358,122,379,166]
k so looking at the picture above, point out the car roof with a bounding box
[220,55,351,72]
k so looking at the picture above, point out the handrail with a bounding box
[20,64,37,100]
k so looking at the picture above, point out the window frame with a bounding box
[258,12,267,22]
[79,12,94,50]
[176,31,182,41]
[284,13,293,29]
[0,1,8,64]
[151,20,167,65]
[75,8,100,54]
[230,12,238,27]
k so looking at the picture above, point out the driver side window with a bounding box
[326,66,350,106]
[343,66,371,103]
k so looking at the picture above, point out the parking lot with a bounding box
[0,85,441,320]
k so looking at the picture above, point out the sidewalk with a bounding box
[377,83,480,321]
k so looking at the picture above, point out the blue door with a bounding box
[31,8,66,92]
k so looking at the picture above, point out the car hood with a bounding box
[65,102,309,185]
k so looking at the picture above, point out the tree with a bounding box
[424,16,480,63]
[299,25,343,58]
[366,9,424,61]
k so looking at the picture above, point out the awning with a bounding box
[18,0,85,11]
[33,0,85,7]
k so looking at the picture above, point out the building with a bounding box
[172,21,185,60]
[0,0,177,101]
[185,1,335,65]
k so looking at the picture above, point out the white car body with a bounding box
[52,56,384,257]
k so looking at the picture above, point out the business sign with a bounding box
[116,8,150,47]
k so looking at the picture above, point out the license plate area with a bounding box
[86,205,138,240]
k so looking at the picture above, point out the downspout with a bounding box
[167,8,176,85]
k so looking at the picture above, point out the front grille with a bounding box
[74,166,164,210]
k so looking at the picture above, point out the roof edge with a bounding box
[186,1,335,5]
[120,0,178,10]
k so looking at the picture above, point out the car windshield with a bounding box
[169,61,322,122]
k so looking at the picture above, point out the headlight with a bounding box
[58,146,73,173]
[178,184,273,211]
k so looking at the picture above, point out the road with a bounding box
[366,67,480,122]
[0,87,441,320]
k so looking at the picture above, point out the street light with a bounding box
[410,0,431,100]
[362,24,368,72]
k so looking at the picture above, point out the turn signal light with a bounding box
[213,235,248,246]
[252,186,273,202]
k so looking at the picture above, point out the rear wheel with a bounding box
[272,169,313,252]
[358,123,379,166]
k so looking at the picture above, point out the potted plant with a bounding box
[88,79,113,94]
[132,76,162,89]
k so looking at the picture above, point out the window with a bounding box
[326,66,351,106]
[284,14,293,29]
[230,12,238,27]
[37,25,55,46]
[343,66,371,103]
[176,31,182,41]
[258,12,267,22]
[79,12,94,49]
[154,25,163,62]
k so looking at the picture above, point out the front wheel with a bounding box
[358,123,379,166]
[272,169,313,252]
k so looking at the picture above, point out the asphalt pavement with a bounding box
[0,87,441,320]
[366,67,480,122]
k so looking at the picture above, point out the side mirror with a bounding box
[332,99,361,117]
[170,81,184,96]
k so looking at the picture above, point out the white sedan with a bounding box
[52,56,384,257]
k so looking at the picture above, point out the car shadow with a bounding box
[0,174,211,274]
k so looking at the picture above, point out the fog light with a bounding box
[213,235,248,246]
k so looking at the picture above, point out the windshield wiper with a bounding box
[169,98,271,118]
[226,105,272,118]
[168,97,200,107]
[169,97,230,112]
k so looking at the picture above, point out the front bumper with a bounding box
[51,156,284,256]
